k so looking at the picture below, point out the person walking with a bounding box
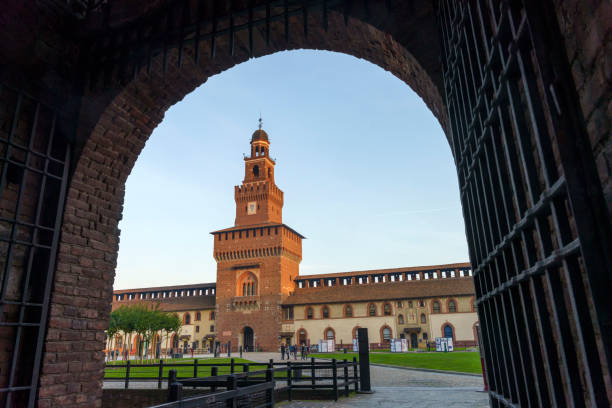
[280,343,286,360]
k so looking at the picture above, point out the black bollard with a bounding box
[357,328,373,393]
[227,341,231,358]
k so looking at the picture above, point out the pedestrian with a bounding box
[280,343,286,360]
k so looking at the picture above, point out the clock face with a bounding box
[247,201,257,215]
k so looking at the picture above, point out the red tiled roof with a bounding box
[112,296,216,312]
[282,277,475,305]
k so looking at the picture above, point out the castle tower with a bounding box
[211,120,303,351]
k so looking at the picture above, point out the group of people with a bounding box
[280,343,309,360]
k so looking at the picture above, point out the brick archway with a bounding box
[1,1,611,407]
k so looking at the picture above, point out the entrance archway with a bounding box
[243,327,254,352]
[410,333,418,349]
[1,1,611,407]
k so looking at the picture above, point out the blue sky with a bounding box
[113,50,468,290]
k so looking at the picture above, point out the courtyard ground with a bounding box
[103,352,489,406]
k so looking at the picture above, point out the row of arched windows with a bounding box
[305,302,394,319]
[396,313,428,325]
[431,299,460,314]
[307,325,394,344]
[183,311,215,325]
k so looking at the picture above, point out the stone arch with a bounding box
[379,325,392,344]
[237,271,258,297]
[323,327,336,341]
[441,322,456,344]
[446,298,458,313]
[15,1,609,407]
[430,299,442,314]
[320,305,331,319]
[352,326,361,340]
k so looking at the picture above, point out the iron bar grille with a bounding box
[82,0,368,88]
[438,0,611,406]
[0,85,71,408]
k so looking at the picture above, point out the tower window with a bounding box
[253,165,260,177]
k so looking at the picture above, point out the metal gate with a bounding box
[0,85,71,407]
[438,0,612,406]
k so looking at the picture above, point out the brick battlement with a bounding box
[294,262,471,289]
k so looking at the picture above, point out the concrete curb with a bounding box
[368,363,482,377]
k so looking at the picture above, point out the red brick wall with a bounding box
[0,1,603,407]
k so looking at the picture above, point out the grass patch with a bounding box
[104,358,270,379]
[310,352,482,374]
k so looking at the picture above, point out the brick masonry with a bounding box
[0,1,609,407]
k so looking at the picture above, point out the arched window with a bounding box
[383,302,392,316]
[261,147,265,155]
[432,301,441,314]
[398,314,404,324]
[344,305,352,317]
[444,324,454,339]
[322,306,330,319]
[381,326,392,342]
[325,328,335,340]
[448,300,457,313]
[253,165,259,177]
[368,303,377,317]
[420,313,426,323]
[237,272,258,297]
[184,313,191,325]
[196,312,201,321]
[306,307,313,319]
[352,326,360,339]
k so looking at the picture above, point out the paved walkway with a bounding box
[280,387,489,407]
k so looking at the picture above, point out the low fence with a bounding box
[149,358,359,407]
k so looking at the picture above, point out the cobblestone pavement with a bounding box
[280,387,489,407]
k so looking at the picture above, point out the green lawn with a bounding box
[104,358,269,379]
[310,352,482,374]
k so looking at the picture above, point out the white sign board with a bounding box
[401,338,408,352]
[327,339,335,352]
[352,339,358,352]
[435,337,454,352]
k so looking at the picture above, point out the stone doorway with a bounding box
[243,327,254,352]
[410,333,418,350]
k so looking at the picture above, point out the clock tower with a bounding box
[211,120,303,352]
[234,118,284,226]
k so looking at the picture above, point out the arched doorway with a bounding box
[410,333,418,349]
[1,1,610,407]
[243,327,254,352]
[297,329,307,346]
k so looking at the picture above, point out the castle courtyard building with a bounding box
[109,125,478,354]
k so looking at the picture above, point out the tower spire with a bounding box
[258,115,262,130]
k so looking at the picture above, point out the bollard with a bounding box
[227,341,231,358]
[167,370,182,402]
[230,358,235,374]
[357,328,373,393]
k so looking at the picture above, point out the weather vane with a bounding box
[258,114,262,130]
